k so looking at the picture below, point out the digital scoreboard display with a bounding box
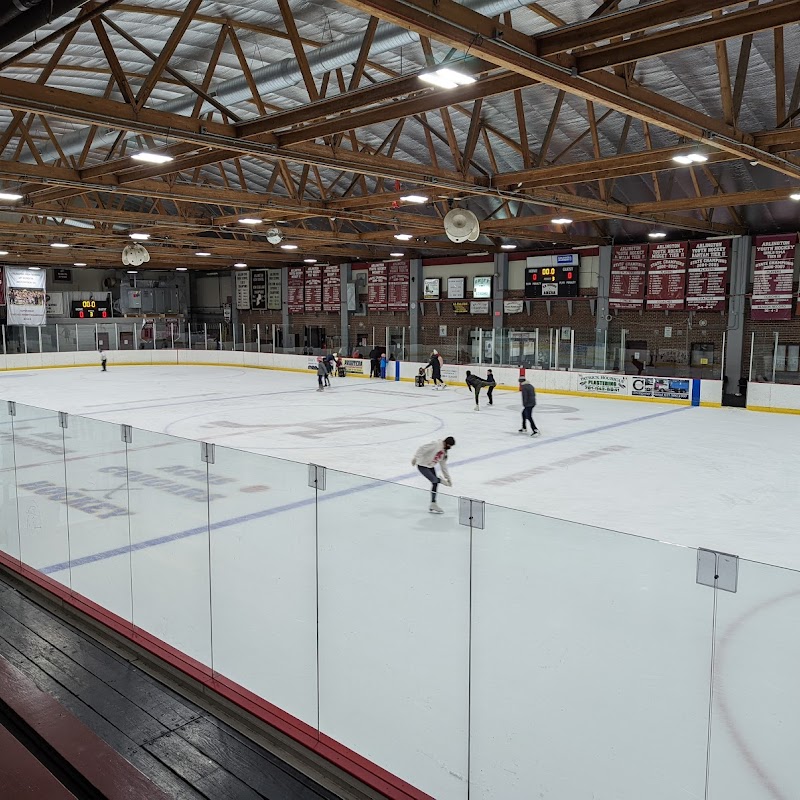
[70,299,111,319]
[524,254,580,299]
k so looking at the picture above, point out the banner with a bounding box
[470,301,490,314]
[752,233,797,320]
[387,261,410,310]
[267,269,282,310]
[4,267,46,326]
[0,268,4,305]
[45,292,64,316]
[686,240,729,311]
[322,264,341,312]
[646,241,687,310]
[304,265,322,312]
[504,300,524,314]
[609,244,647,309]
[239,269,254,309]
[287,267,304,313]
[368,262,388,310]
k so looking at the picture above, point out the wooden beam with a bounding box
[277,0,319,102]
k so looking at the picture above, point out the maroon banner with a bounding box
[752,233,797,320]
[287,267,304,314]
[0,268,5,305]
[322,264,341,312]
[609,244,647,309]
[367,262,388,310]
[646,241,687,310]
[387,260,410,311]
[304,265,322,312]
[686,240,729,311]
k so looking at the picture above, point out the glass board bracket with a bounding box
[201,442,215,465]
[58,412,69,429]
[7,401,15,416]
[459,497,485,530]
[697,548,738,593]
[308,464,327,491]
[120,425,133,444]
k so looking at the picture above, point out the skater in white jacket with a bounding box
[411,436,455,513]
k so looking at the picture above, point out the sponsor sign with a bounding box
[53,268,72,283]
[343,358,364,374]
[653,378,690,400]
[267,269,282,310]
[473,276,492,298]
[470,300,490,314]
[609,244,647,309]
[240,269,255,309]
[452,302,469,314]
[441,365,459,381]
[631,377,655,397]
[508,331,536,341]
[447,276,465,299]
[504,300,524,314]
[423,277,440,300]
[752,233,797,320]
[4,266,46,326]
[579,374,627,394]
[45,292,64,316]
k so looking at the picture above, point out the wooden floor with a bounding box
[0,574,348,800]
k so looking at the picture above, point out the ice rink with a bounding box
[1,363,798,570]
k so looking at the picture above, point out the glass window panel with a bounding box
[470,505,713,800]
[208,447,318,728]
[0,406,20,560]
[318,470,470,800]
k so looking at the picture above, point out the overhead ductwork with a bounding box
[0,0,88,50]
[29,0,532,164]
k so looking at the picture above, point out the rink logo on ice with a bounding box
[654,378,689,400]
[631,378,654,397]
[19,481,128,519]
[578,374,626,394]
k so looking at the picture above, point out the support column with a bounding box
[492,253,509,365]
[340,262,351,355]
[409,257,422,361]
[596,245,612,369]
[725,235,750,394]
[281,268,290,350]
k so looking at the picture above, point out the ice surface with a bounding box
[1,364,798,570]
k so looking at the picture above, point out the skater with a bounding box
[415,367,427,387]
[316,358,327,391]
[411,436,455,514]
[99,347,107,372]
[371,345,383,378]
[518,377,539,435]
[426,349,444,389]
[323,351,336,378]
[485,369,496,405]
[380,352,387,379]
[465,370,492,410]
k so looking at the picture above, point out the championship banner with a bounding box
[304,264,322,312]
[686,240,729,311]
[751,233,797,320]
[322,264,341,312]
[0,267,5,305]
[368,262,388,310]
[646,241,687,310]
[287,267,304,313]
[4,267,46,326]
[387,260,410,310]
[609,244,647,309]
[238,269,254,310]
[267,269,282,310]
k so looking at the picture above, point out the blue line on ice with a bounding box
[41,404,690,575]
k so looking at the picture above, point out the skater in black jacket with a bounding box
[518,377,539,435]
[485,369,496,405]
[465,370,492,410]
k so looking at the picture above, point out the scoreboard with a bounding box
[524,254,579,298]
[71,298,111,319]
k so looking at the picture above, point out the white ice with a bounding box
[1,364,798,571]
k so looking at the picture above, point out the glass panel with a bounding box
[57,323,78,352]
[63,415,132,621]
[40,324,58,353]
[208,447,318,727]
[126,428,211,666]
[470,505,712,800]
[0,404,20,560]
[11,404,71,587]
[707,558,800,798]
[24,326,41,353]
[318,471,469,800]
[76,323,98,352]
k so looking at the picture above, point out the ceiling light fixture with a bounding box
[468,251,489,256]
[28,266,41,270]
[0,250,8,256]
[672,152,708,165]
[500,244,517,250]
[131,151,173,164]
[304,258,317,263]
[390,252,404,257]
[394,233,413,241]
[127,270,138,274]
[176,267,188,271]
[73,262,87,266]
[790,192,800,201]
[281,244,298,250]
[419,67,476,89]
[648,232,667,239]
[50,241,70,248]
[551,218,573,225]
[0,192,23,202]
[234,262,247,268]
[129,232,150,240]
[195,251,211,256]
[238,218,262,224]
[400,194,428,204]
